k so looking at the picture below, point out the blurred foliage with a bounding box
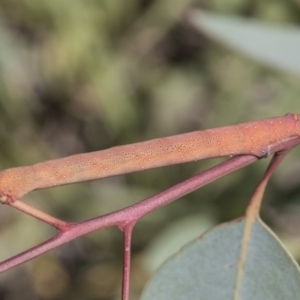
[0,0,300,299]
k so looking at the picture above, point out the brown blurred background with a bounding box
[0,1,300,299]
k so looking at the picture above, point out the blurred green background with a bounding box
[0,1,300,299]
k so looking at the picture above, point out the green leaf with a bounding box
[143,213,216,274]
[188,10,300,75]
[141,218,300,300]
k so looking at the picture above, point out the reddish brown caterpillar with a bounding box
[0,113,299,203]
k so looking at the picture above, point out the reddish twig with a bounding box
[0,136,299,300]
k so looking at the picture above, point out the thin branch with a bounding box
[0,136,299,274]
[246,149,292,218]
[7,200,69,230]
[120,222,135,300]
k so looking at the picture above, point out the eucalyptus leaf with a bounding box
[142,218,300,300]
[189,11,300,75]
